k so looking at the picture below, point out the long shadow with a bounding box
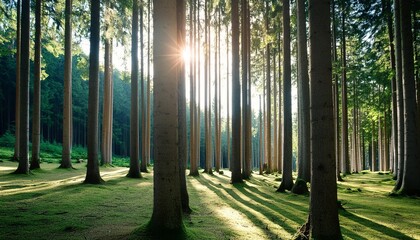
[235,184,307,224]
[196,176,298,236]
[340,210,414,240]
[340,226,369,240]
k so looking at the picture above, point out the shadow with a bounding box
[340,210,414,240]
[196,176,298,236]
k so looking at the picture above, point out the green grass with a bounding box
[1,158,419,239]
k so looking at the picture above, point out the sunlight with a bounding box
[182,47,191,63]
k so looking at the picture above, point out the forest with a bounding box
[0,0,419,239]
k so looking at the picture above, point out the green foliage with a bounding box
[0,131,15,148]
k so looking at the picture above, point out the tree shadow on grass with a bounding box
[340,210,415,240]
[196,175,299,238]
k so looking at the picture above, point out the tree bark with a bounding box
[398,0,420,195]
[308,0,342,238]
[31,0,42,170]
[15,0,30,174]
[150,0,183,231]
[13,0,21,162]
[127,0,142,179]
[265,0,272,174]
[277,0,293,192]
[231,0,243,184]
[296,0,310,183]
[341,0,350,175]
[84,0,103,184]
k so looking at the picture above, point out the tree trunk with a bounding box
[393,0,404,191]
[308,0,342,238]
[127,0,142,179]
[265,0,272,174]
[150,0,183,231]
[15,0,30,174]
[140,1,148,173]
[231,0,243,184]
[101,0,113,166]
[398,0,420,195]
[296,0,310,184]
[341,1,350,175]
[13,0,21,162]
[277,35,283,174]
[242,0,251,179]
[145,0,151,167]
[277,0,293,192]
[30,0,42,170]
[84,0,103,184]
[226,21,231,171]
[177,0,191,214]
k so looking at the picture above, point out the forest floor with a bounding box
[0,159,419,240]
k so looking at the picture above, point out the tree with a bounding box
[308,0,342,238]
[30,0,42,170]
[140,0,148,173]
[127,0,142,179]
[242,0,251,179]
[84,0,103,184]
[231,0,243,184]
[397,0,420,195]
[277,0,293,192]
[14,0,30,174]
[177,0,191,214]
[101,0,114,166]
[265,0,272,174]
[295,0,310,184]
[13,0,21,162]
[149,0,184,233]
[61,0,73,169]
[341,0,350,175]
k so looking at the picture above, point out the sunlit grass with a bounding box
[0,159,419,240]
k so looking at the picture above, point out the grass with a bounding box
[1,158,419,240]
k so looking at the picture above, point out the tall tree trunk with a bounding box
[393,0,404,191]
[226,21,231,171]
[177,0,191,214]
[277,0,293,192]
[308,0,342,238]
[101,0,113,166]
[140,1,148,173]
[371,124,376,171]
[341,1,350,175]
[13,0,21,162]
[259,95,263,174]
[296,0,310,184]
[145,0,151,167]
[189,0,199,176]
[231,0,243,184]
[265,0,272,174]
[277,34,283,174]
[204,0,212,174]
[84,0,103,184]
[242,0,251,179]
[398,0,420,195]
[15,0,30,174]
[31,0,42,170]
[127,0,142,178]
[150,0,183,231]
[332,0,342,181]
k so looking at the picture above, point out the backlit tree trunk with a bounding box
[277,0,293,192]
[296,0,310,183]
[242,0,251,179]
[150,0,183,231]
[231,0,243,184]
[84,0,103,184]
[308,0,342,238]
[14,0,21,162]
[127,0,142,178]
[265,0,272,174]
[341,1,350,175]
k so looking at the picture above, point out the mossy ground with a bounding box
[1,160,419,240]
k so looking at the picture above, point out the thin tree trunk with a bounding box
[145,0,151,166]
[242,0,251,179]
[341,1,350,175]
[277,34,282,174]
[265,0,272,174]
[140,1,148,173]
[84,0,103,184]
[31,0,42,170]
[13,0,21,162]
[226,21,231,171]
[296,0,310,183]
